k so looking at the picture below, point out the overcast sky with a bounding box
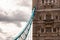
[0,0,32,40]
[0,0,32,22]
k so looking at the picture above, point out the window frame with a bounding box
[45,27,52,33]
[53,28,56,32]
[40,28,44,33]
[46,13,51,20]
[56,16,58,20]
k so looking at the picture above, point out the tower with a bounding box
[33,0,60,40]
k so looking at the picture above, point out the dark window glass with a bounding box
[46,14,51,20]
[41,28,44,33]
[46,27,51,32]
[42,0,44,3]
[56,16,58,19]
[39,16,41,20]
[53,28,56,32]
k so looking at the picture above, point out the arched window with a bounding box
[46,13,51,20]
[46,27,51,33]
[53,28,56,32]
[56,16,58,19]
[41,28,44,33]
[39,16,42,20]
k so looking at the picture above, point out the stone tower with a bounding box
[33,0,60,40]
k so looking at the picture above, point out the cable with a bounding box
[14,7,36,40]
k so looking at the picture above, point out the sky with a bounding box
[0,0,32,40]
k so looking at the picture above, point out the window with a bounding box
[41,28,44,33]
[39,16,41,20]
[53,28,56,32]
[46,14,51,20]
[46,27,51,32]
[56,16,58,19]
[46,0,55,5]
[42,0,44,3]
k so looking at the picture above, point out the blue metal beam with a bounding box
[14,7,36,40]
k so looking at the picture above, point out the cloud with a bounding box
[15,0,32,7]
[0,0,32,27]
[0,8,31,27]
[0,0,32,22]
[0,10,31,22]
[0,0,32,40]
[20,0,32,7]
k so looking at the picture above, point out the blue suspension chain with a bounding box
[14,7,36,40]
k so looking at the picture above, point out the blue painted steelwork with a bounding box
[14,7,36,40]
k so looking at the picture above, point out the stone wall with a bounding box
[33,0,60,40]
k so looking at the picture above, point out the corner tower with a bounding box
[33,0,60,40]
